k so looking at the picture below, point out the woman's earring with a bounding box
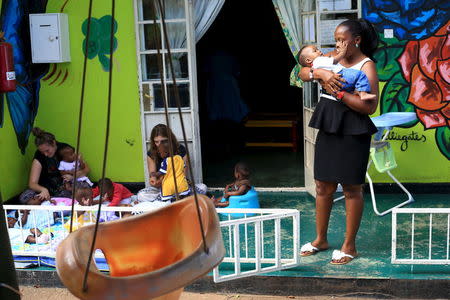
[356,44,359,48]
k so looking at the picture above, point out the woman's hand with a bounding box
[149,175,157,186]
[37,188,50,201]
[319,70,346,94]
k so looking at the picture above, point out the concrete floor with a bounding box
[19,287,387,300]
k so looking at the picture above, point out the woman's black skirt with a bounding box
[314,130,371,185]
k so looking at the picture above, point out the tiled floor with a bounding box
[213,191,449,280]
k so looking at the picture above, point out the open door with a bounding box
[134,0,202,185]
[303,82,319,196]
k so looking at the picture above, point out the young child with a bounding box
[64,182,96,231]
[7,216,50,244]
[155,140,191,202]
[92,178,134,207]
[58,145,93,186]
[16,190,55,229]
[297,42,376,101]
[213,162,252,208]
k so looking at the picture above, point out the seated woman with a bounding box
[138,124,207,202]
[21,127,91,201]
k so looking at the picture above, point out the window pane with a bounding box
[141,54,161,80]
[142,24,161,51]
[154,83,190,109]
[142,84,151,111]
[165,53,188,79]
[141,0,185,21]
[301,0,316,11]
[164,23,187,50]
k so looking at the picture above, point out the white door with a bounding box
[134,0,202,185]
[301,0,361,196]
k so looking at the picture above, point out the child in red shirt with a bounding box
[92,178,134,207]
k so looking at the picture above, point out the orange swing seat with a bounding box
[56,194,225,300]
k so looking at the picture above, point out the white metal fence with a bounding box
[4,205,300,281]
[392,208,450,265]
[213,208,300,282]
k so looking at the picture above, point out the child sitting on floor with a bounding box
[154,140,191,202]
[213,162,252,208]
[7,216,50,244]
[92,178,134,206]
[297,42,376,101]
[64,182,97,231]
[58,144,93,187]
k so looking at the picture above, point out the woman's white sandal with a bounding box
[330,250,357,265]
[300,242,328,257]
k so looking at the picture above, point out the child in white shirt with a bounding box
[58,145,93,186]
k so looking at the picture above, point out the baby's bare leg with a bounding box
[357,91,377,101]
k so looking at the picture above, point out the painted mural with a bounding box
[0,0,49,153]
[363,0,450,160]
[82,15,118,72]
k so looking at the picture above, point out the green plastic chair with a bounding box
[370,141,397,173]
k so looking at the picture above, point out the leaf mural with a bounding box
[82,15,118,72]
[374,46,404,81]
[374,37,418,128]
[435,127,450,159]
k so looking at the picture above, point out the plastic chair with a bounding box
[370,141,397,173]
[219,187,260,218]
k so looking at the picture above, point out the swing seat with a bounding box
[56,194,225,300]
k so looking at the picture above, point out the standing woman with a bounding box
[299,19,379,264]
[24,128,90,200]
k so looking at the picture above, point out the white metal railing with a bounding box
[213,208,300,282]
[3,204,155,260]
[4,205,301,279]
[392,208,450,265]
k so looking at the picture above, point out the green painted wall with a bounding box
[0,0,143,201]
[34,1,143,183]
[367,82,450,182]
[0,104,35,201]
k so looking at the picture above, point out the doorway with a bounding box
[196,0,304,187]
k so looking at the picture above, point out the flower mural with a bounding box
[365,0,450,159]
[82,15,118,72]
[398,21,450,130]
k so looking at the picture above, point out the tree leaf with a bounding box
[99,37,118,55]
[81,18,100,39]
[82,39,99,59]
[98,54,111,72]
[435,126,450,160]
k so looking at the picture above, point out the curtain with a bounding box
[272,0,303,88]
[157,0,225,49]
[193,0,225,43]
[155,0,225,77]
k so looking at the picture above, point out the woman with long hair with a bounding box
[25,127,90,200]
